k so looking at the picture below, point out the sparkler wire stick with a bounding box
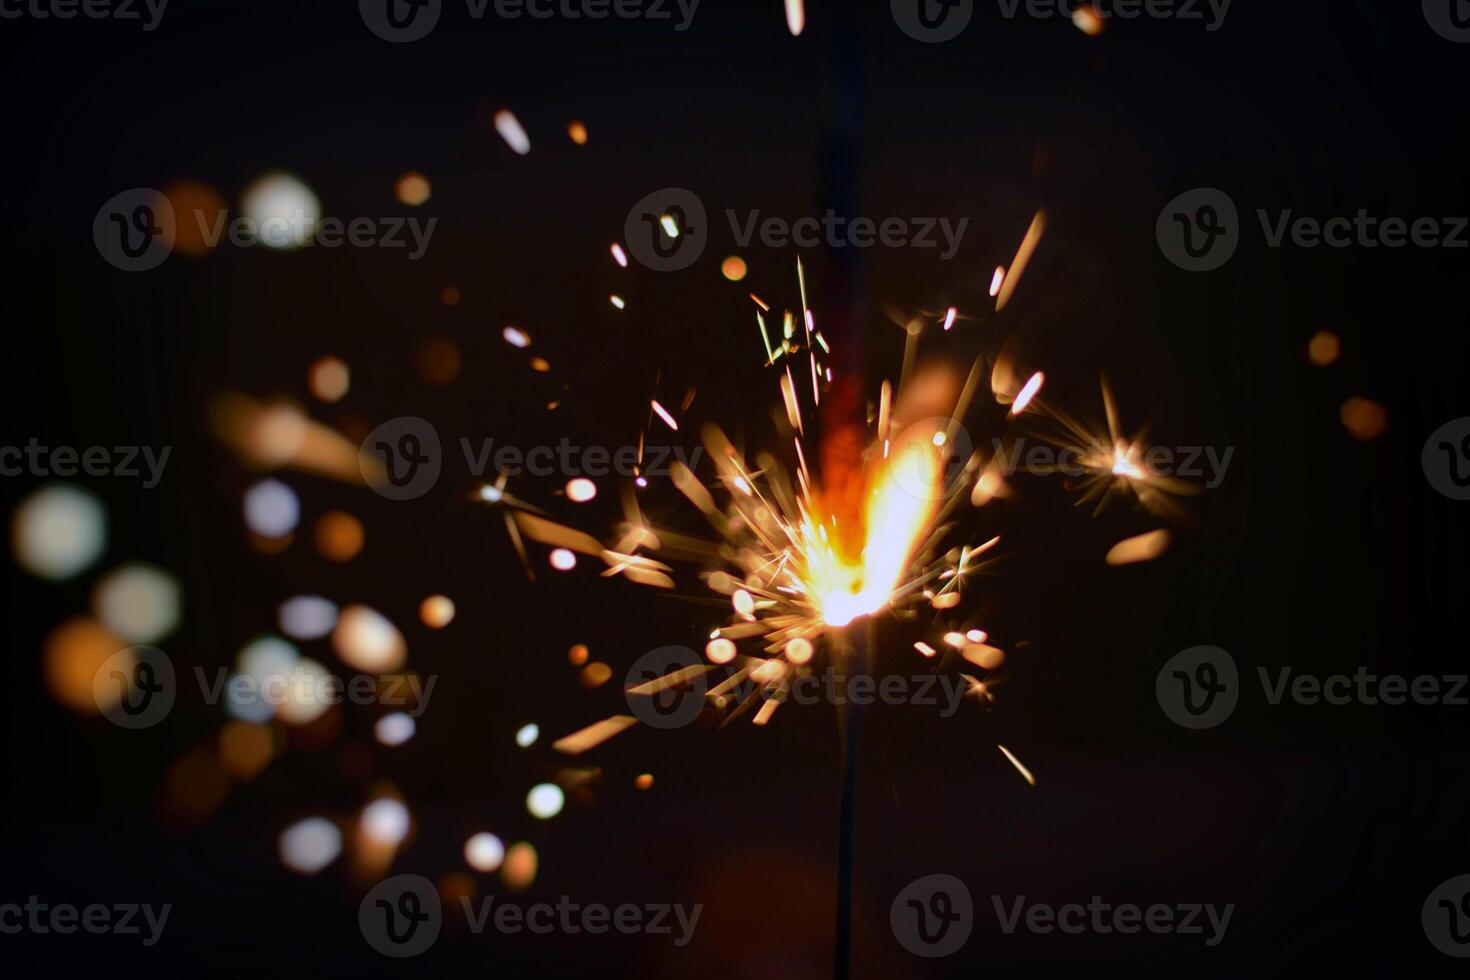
[817,8,867,977]
[833,622,871,980]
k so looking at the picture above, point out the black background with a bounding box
[3,0,1470,976]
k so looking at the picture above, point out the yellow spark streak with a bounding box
[1105,529,1171,565]
[553,716,637,755]
[998,744,1037,786]
[651,400,678,431]
[877,381,892,455]
[756,311,775,361]
[995,211,1046,312]
[626,664,716,696]
[780,368,803,434]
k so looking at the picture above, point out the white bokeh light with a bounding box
[375,712,416,747]
[360,798,411,846]
[279,817,341,874]
[11,483,107,581]
[240,172,320,251]
[526,783,564,820]
[92,563,182,644]
[243,479,299,538]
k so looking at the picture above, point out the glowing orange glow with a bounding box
[815,423,944,627]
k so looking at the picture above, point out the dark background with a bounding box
[3,0,1469,976]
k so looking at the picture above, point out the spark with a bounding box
[610,243,628,267]
[1010,371,1045,416]
[1106,529,1171,565]
[996,211,1045,312]
[494,109,531,155]
[998,744,1036,786]
[785,0,804,36]
[651,400,678,431]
